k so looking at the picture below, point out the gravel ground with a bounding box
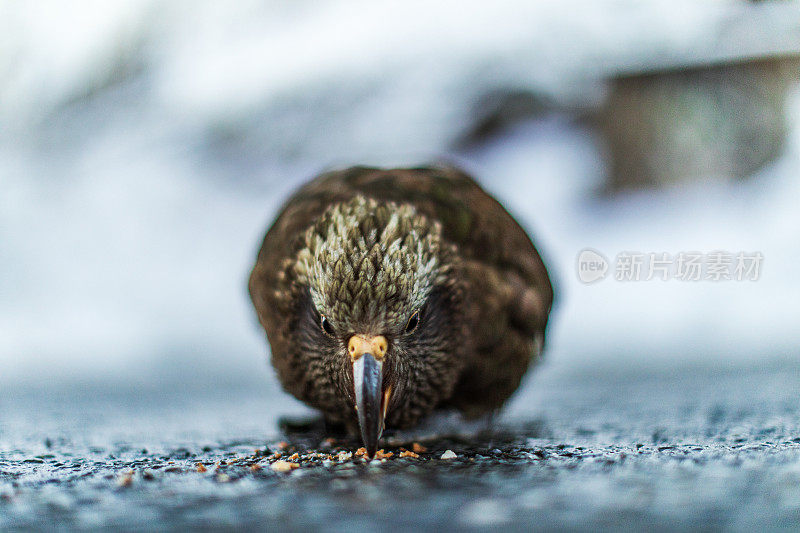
[2,357,800,531]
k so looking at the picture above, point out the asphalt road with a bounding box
[1,356,799,531]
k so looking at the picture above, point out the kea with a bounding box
[249,165,554,457]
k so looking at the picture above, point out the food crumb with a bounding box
[215,473,231,483]
[287,453,300,462]
[440,450,457,460]
[399,450,419,458]
[336,451,352,462]
[116,473,133,487]
[271,460,298,473]
[277,441,289,450]
[412,443,427,453]
[374,449,393,459]
[355,447,368,457]
[196,463,207,473]
[250,464,262,472]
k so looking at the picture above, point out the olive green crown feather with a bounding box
[293,195,448,333]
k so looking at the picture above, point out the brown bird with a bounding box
[249,165,553,457]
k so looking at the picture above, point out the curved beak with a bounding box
[349,335,390,458]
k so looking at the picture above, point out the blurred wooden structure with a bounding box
[595,2,800,192]
[598,55,800,191]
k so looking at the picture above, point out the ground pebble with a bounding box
[441,450,457,460]
[271,460,298,473]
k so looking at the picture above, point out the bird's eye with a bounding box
[320,315,336,336]
[404,310,420,334]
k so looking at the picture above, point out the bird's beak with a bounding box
[349,334,390,458]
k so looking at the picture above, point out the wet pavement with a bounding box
[2,357,800,531]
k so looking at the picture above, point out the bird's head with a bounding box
[290,195,467,456]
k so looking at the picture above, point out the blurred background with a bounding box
[2,0,799,410]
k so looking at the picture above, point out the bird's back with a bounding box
[250,165,554,417]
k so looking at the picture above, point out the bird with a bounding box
[249,165,554,457]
